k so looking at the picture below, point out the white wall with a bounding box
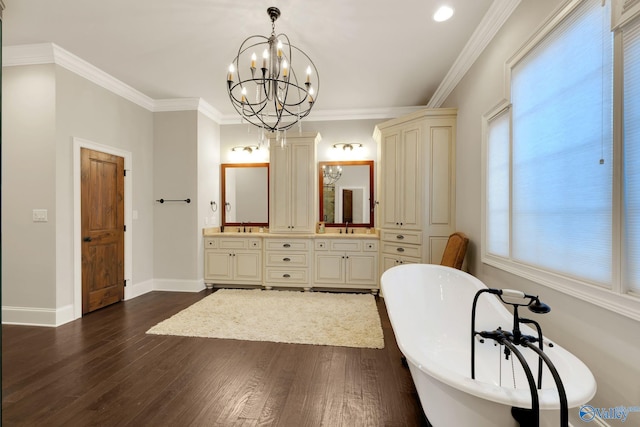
[1,63,156,325]
[55,65,155,307]
[444,0,640,417]
[220,119,382,164]
[197,112,220,278]
[2,64,57,315]
[153,111,200,287]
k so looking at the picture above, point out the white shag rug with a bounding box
[146,289,385,349]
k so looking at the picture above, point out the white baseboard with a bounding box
[153,278,206,293]
[2,279,206,327]
[2,304,73,327]
[125,278,154,300]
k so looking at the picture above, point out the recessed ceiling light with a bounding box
[433,5,455,22]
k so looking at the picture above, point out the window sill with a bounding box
[482,254,640,322]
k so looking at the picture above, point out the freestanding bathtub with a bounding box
[381,264,596,427]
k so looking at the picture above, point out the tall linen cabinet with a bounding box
[269,132,320,233]
[374,108,457,274]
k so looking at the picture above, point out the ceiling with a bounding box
[2,0,508,120]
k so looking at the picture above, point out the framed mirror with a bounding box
[318,160,374,228]
[221,163,269,226]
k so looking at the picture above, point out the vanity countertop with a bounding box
[203,227,379,239]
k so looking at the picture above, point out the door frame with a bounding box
[73,137,132,319]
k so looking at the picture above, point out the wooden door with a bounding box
[81,148,125,314]
[342,189,353,223]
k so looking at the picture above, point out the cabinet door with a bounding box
[205,251,233,281]
[290,142,316,232]
[399,124,422,230]
[314,253,345,284]
[346,253,377,285]
[381,130,400,229]
[234,251,262,282]
[380,123,422,230]
[269,138,316,233]
[269,145,292,233]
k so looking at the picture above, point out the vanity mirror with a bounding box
[318,160,374,228]
[221,163,269,226]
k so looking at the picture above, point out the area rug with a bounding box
[146,289,384,349]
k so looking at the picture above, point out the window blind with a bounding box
[623,18,640,293]
[510,0,613,284]
[486,109,510,258]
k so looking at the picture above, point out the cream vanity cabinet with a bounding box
[377,120,422,230]
[264,238,313,290]
[204,236,262,286]
[375,108,457,274]
[269,133,320,233]
[379,230,422,271]
[314,238,379,294]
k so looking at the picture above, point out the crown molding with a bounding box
[4,43,433,124]
[219,105,427,125]
[2,43,55,66]
[152,98,223,123]
[427,0,522,108]
[3,43,156,110]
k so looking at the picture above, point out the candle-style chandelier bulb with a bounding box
[226,7,320,133]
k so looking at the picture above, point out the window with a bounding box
[623,16,640,294]
[483,0,640,319]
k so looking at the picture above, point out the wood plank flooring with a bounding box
[2,290,430,427]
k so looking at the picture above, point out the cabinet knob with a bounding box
[283,257,291,262]
[283,243,291,248]
[396,247,405,253]
[283,274,291,278]
[396,235,404,240]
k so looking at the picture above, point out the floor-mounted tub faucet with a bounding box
[471,288,568,427]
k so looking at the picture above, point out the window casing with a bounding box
[482,0,640,320]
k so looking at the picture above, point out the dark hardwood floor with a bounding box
[2,290,430,426]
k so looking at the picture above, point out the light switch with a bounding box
[33,209,48,222]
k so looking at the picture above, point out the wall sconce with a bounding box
[332,143,363,151]
[231,145,259,154]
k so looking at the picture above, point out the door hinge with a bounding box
[124,169,127,177]
[124,280,127,287]
[124,225,127,232]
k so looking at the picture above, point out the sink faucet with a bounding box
[345,221,349,234]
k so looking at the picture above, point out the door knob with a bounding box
[83,237,92,242]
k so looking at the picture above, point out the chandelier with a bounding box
[226,7,320,137]
[322,165,342,186]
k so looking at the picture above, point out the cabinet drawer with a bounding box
[380,230,422,245]
[204,238,218,249]
[266,252,309,267]
[265,239,310,251]
[265,268,309,283]
[329,240,362,252]
[363,241,378,252]
[219,238,249,250]
[381,242,422,258]
[315,240,329,250]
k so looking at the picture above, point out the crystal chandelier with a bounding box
[322,165,342,186]
[226,7,320,140]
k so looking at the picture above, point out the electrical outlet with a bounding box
[33,209,48,222]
